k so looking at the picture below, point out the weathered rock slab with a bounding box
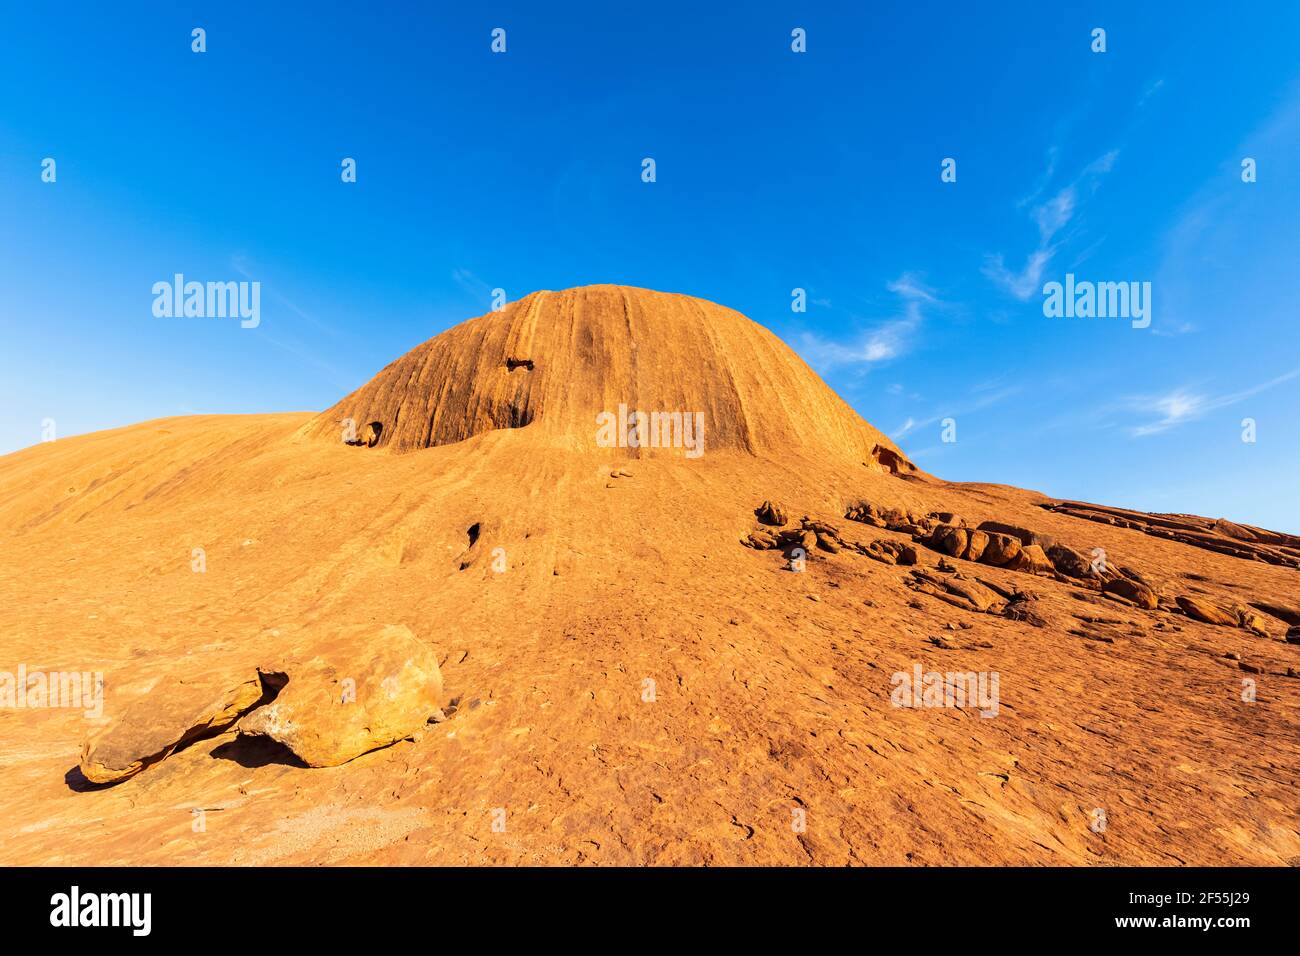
[80,670,265,784]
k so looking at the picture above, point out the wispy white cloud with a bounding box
[1131,389,1206,436]
[1033,187,1077,241]
[797,273,934,371]
[1016,145,1060,210]
[984,149,1119,300]
[982,248,1054,301]
[799,308,919,366]
[1129,366,1300,436]
[452,267,494,302]
[886,273,937,303]
[1137,77,1166,110]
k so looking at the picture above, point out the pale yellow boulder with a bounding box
[238,624,443,768]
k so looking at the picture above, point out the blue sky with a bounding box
[3,2,1299,530]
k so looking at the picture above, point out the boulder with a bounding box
[1118,566,1156,588]
[1005,544,1054,575]
[1250,601,1300,627]
[80,669,267,784]
[755,500,788,527]
[898,513,934,535]
[943,577,1004,613]
[963,530,990,563]
[778,528,818,556]
[802,518,844,553]
[977,520,1056,551]
[1102,578,1158,610]
[742,529,779,550]
[1003,597,1048,627]
[865,539,918,565]
[815,532,842,554]
[1047,544,1098,579]
[1230,605,1272,638]
[1175,596,1236,627]
[878,508,909,529]
[979,532,1021,567]
[844,502,885,527]
[928,524,969,558]
[238,624,443,768]
[907,570,1005,613]
[864,542,898,565]
[1286,626,1300,646]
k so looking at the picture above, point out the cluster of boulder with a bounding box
[743,498,1291,640]
[925,522,1053,575]
[842,501,934,537]
[743,502,919,565]
[867,512,1172,612]
[913,515,1276,630]
[79,624,445,785]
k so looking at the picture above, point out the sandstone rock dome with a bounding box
[2,284,1297,868]
[306,284,921,475]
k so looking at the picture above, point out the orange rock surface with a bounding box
[0,285,1296,865]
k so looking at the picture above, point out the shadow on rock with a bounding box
[210,735,307,770]
[64,765,117,793]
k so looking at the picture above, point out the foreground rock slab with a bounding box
[238,624,443,768]
[80,670,265,784]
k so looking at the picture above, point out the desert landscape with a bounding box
[1,284,1296,866]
